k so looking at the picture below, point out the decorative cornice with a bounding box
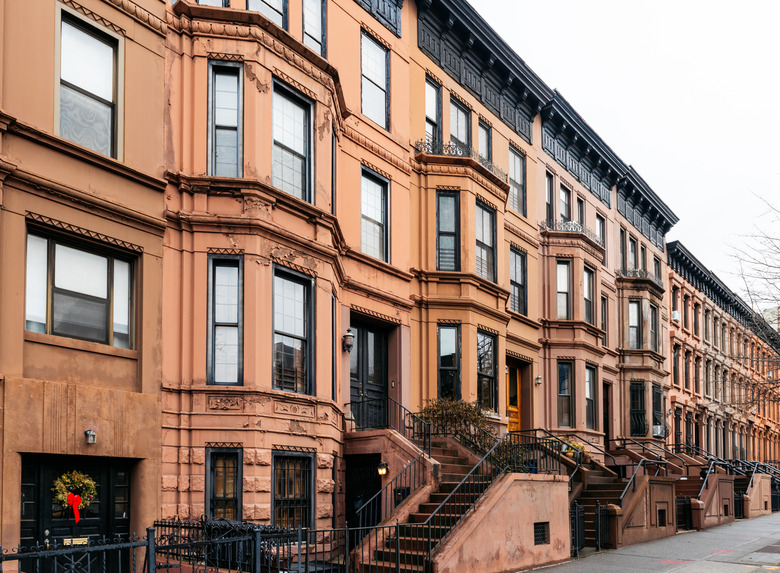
[344,125,410,175]
[272,256,318,278]
[207,51,243,62]
[475,194,497,211]
[504,221,540,249]
[437,318,461,324]
[506,350,533,363]
[411,159,507,198]
[478,324,499,336]
[101,0,166,35]
[27,212,144,252]
[207,247,243,255]
[350,304,402,325]
[360,159,392,181]
[62,0,126,35]
[274,68,317,100]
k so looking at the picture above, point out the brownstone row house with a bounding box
[1,0,780,566]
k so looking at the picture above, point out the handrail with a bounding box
[346,397,431,455]
[560,432,618,467]
[698,459,721,499]
[619,459,667,506]
[355,451,427,529]
[611,437,700,476]
[517,428,618,467]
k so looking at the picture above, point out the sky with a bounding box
[474,0,780,306]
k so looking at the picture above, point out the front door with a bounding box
[602,383,611,445]
[21,454,131,549]
[507,363,522,432]
[350,322,388,428]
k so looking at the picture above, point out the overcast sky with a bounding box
[474,0,780,305]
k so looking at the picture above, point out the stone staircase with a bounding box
[575,464,623,546]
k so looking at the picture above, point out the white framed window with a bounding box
[450,99,470,150]
[556,260,571,320]
[425,78,441,143]
[361,31,389,129]
[273,84,311,200]
[584,267,595,324]
[303,0,325,56]
[208,256,243,385]
[510,248,527,315]
[629,299,641,349]
[476,202,495,282]
[508,147,526,215]
[361,169,389,261]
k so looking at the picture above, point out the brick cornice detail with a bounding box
[344,126,410,175]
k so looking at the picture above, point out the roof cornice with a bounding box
[618,167,679,233]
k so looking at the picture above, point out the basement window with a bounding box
[533,521,550,545]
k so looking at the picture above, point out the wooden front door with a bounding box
[507,363,522,432]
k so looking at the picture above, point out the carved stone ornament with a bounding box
[208,396,243,410]
[274,401,315,418]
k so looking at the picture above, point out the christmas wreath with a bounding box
[52,471,97,522]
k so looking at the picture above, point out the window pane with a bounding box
[52,290,108,342]
[272,145,306,198]
[248,0,284,26]
[361,175,386,260]
[215,71,238,127]
[214,325,239,383]
[214,265,238,323]
[55,244,107,298]
[26,235,48,332]
[60,84,113,156]
[274,276,306,337]
[425,81,438,123]
[303,0,322,51]
[439,194,455,232]
[215,127,238,177]
[61,20,113,101]
[439,327,457,368]
[113,259,131,348]
[361,79,386,126]
[274,91,307,155]
[361,35,386,86]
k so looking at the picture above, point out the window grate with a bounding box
[534,521,550,545]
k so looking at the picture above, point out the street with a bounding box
[535,513,780,572]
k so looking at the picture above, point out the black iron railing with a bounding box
[347,397,431,455]
[676,497,693,530]
[630,414,649,438]
[595,500,609,551]
[610,437,703,477]
[734,491,745,519]
[540,219,605,247]
[773,487,780,512]
[355,451,427,529]
[616,267,664,288]
[619,459,667,507]
[413,138,509,183]
[570,501,585,557]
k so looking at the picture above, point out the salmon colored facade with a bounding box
[2,0,780,567]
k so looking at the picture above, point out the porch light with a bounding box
[84,429,97,444]
[342,329,355,353]
[535,375,543,386]
[377,461,389,476]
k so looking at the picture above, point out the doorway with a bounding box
[602,383,611,445]
[349,321,389,428]
[344,454,382,531]
[506,360,531,432]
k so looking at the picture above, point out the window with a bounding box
[576,197,584,226]
[450,99,470,151]
[619,227,626,271]
[59,15,118,157]
[630,381,646,436]
[436,191,459,271]
[705,360,712,396]
[695,356,701,394]
[361,170,389,261]
[628,236,637,270]
[25,232,133,348]
[510,248,527,315]
[557,361,573,427]
[556,260,571,320]
[545,172,554,222]
[653,256,661,279]
[249,0,286,28]
[361,31,388,129]
[713,317,719,348]
[629,300,641,349]
[584,267,595,324]
[475,202,495,282]
[208,449,241,520]
[302,0,325,56]
[273,269,312,394]
[478,120,491,161]
[585,365,596,430]
[273,85,310,200]
[693,303,700,336]
[559,186,571,223]
[683,295,690,329]
[273,453,312,529]
[438,325,460,399]
[508,147,526,215]
[684,351,690,389]
[208,256,243,384]
[673,344,680,386]
[652,385,664,438]
[425,78,441,143]
[596,214,606,263]
[672,286,679,311]
[198,0,228,7]
[650,304,659,353]
[601,295,608,346]
[477,331,496,412]
[209,62,242,177]
[640,244,647,271]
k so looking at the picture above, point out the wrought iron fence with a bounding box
[413,138,509,183]
[540,219,604,247]
[676,497,693,531]
[773,487,780,512]
[616,267,664,288]
[734,492,745,519]
[346,397,431,455]
[595,500,609,551]
[570,502,585,557]
[7,535,148,573]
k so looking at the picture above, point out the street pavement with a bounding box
[533,512,780,572]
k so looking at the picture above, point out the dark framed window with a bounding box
[693,303,700,336]
[653,256,661,279]
[478,119,491,161]
[59,14,118,157]
[684,350,691,389]
[650,304,659,353]
[683,295,690,329]
[584,266,595,324]
[477,330,496,412]
[361,169,389,261]
[436,191,459,271]
[628,236,637,270]
[596,214,606,264]
[208,256,243,385]
[545,172,554,222]
[705,359,712,396]
[207,448,241,520]
[694,356,701,394]
[652,385,664,438]
[248,0,287,28]
[559,186,570,223]
[273,268,313,394]
[628,299,641,349]
[585,365,596,430]
[273,453,312,529]
[209,61,243,177]
[302,0,326,56]
[640,244,647,271]
[601,295,608,346]
[630,381,646,437]
[510,248,527,315]
[437,324,460,399]
[673,344,680,386]
[361,31,389,129]
[425,77,441,143]
[508,146,526,216]
[556,260,571,320]
[576,197,584,226]
[450,98,470,150]
[704,309,711,340]
[475,202,495,282]
[25,232,133,349]
[672,286,679,312]
[619,227,626,271]
[198,0,228,5]
[557,361,573,427]
[273,83,311,200]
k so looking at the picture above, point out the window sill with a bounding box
[24,331,138,359]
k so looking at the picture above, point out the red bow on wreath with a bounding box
[67,492,82,523]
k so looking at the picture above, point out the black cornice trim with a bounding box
[622,167,679,230]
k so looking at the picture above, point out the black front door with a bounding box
[21,454,132,549]
[344,454,382,531]
[350,323,388,428]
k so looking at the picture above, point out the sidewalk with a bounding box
[533,513,780,572]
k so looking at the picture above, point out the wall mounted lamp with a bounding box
[377,461,389,476]
[342,329,355,353]
[535,375,543,386]
[84,429,97,444]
